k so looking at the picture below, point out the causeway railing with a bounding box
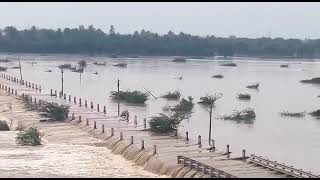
[177,155,237,178]
[249,154,320,178]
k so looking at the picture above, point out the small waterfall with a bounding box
[175,166,193,178]
[111,141,130,155]
[143,156,166,174]
[183,169,198,178]
[169,165,185,177]
[132,150,153,166]
[122,145,142,160]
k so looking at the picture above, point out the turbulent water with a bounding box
[1,53,320,174]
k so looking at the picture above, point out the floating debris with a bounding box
[58,64,72,69]
[45,70,52,72]
[237,93,251,100]
[220,62,237,67]
[71,68,84,73]
[280,111,305,117]
[0,66,7,71]
[309,109,320,117]
[172,57,186,62]
[11,66,21,69]
[280,64,289,68]
[93,62,106,66]
[0,59,10,62]
[0,120,10,131]
[246,83,260,89]
[93,72,98,75]
[300,77,320,84]
[113,63,127,67]
[212,74,224,79]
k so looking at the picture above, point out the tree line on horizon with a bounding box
[0,25,319,58]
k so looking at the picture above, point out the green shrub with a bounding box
[221,108,256,120]
[149,111,191,133]
[149,114,175,133]
[310,109,320,117]
[110,90,149,104]
[280,111,305,117]
[171,96,194,112]
[38,102,70,121]
[237,93,251,100]
[161,90,181,100]
[16,127,41,146]
[0,66,7,71]
[0,120,10,131]
[300,77,320,84]
[212,74,224,78]
[58,64,72,69]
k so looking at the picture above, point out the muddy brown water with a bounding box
[1,53,320,174]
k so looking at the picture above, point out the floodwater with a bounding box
[1,53,320,174]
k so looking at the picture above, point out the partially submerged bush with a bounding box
[93,62,106,66]
[38,102,70,121]
[221,108,256,120]
[171,96,194,112]
[120,110,129,120]
[0,120,10,131]
[237,93,251,100]
[220,62,237,67]
[212,74,224,78]
[300,77,320,84]
[110,90,149,104]
[310,109,320,117]
[246,83,260,89]
[161,90,181,100]
[58,64,72,69]
[16,127,41,146]
[149,111,191,133]
[0,59,10,62]
[78,60,87,68]
[280,64,289,68]
[280,111,305,117]
[0,66,8,71]
[113,63,127,67]
[172,58,186,62]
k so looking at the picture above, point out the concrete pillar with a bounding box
[153,145,157,155]
[226,144,230,154]
[79,98,82,106]
[198,135,202,148]
[69,95,71,102]
[111,128,114,136]
[103,106,106,114]
[141,140,145,150]
[242,149,246,161]
[94,121,97,129]
[102,124,105,133]
[130,136,134,144]
[143,118,146,129]
[74,97,76,104]
[186,132,189,141]
[85,100,87,108]
[90,102,93,109]
[97,104,100,112]
[79,116,82,122]
[71,113,74,120]
[86,119,89,126]
[120,132,123,140]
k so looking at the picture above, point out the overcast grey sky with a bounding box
[1,2,320,39]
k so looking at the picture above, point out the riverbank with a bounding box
[0,92,159,178]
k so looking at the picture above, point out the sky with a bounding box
[0,2,320,39]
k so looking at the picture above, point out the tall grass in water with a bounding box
[149,96,194,133]
[16,127,41,146]
[110,90,149,104]
[161,90,181,100]
[0,120,10,131]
